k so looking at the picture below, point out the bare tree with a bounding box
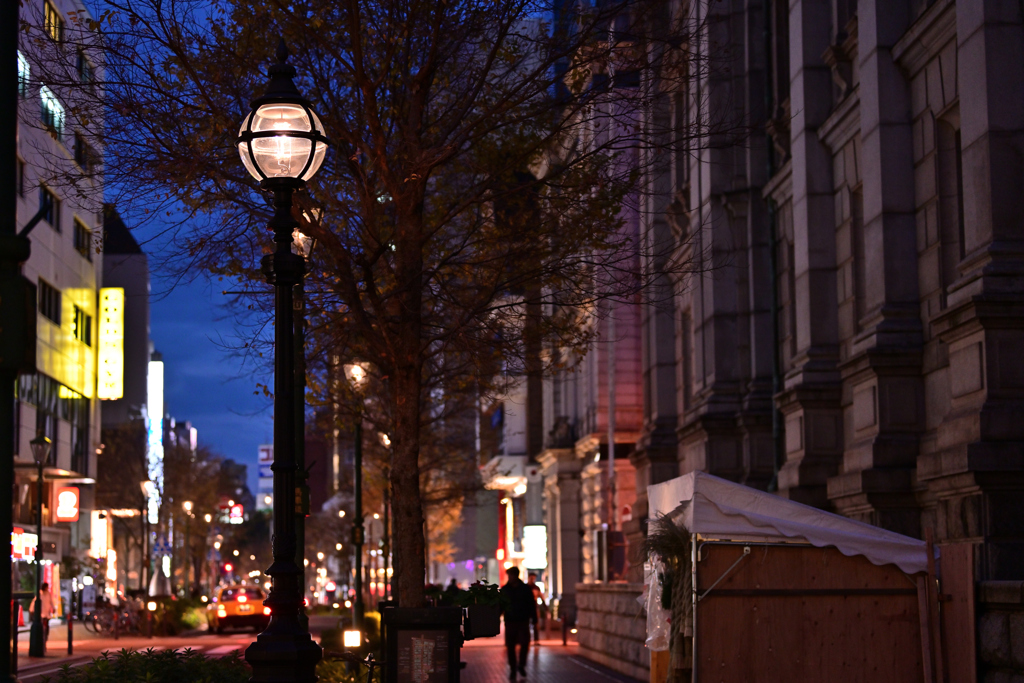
[26,0,716,607]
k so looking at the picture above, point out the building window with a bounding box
[76,50,93,84]
[39,185,60,230]
[40,85,65,138]
[74,218,92,260]
[73,133,95,173]
[18,374,59,465]
[937,117,965,309]
[17,51,29,97]
[38,279,61,324]
[17,374,90,474]
[72,305,91,346]
[44,1,64,42]
[16,159,24,197]
[65,387,89,475]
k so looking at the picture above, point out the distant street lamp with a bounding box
[28,434,51,657]
[182,501,193,596]
[344,362,369,630]
[238,40,328,683]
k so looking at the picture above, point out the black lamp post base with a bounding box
[28,619,44,657]
[245,630,322,683]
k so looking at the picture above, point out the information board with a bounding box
[395,629,449,683]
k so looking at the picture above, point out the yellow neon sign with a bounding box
[97,287,125,399]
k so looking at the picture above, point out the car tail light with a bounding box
[303,598,309,607]
[217,608,227,617]
[263,606,272,615]
[237,595,247,603]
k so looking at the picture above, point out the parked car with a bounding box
[207,585,270,633]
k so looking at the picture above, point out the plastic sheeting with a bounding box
[648,471,930,575]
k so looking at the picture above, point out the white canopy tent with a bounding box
[648,470,930,575]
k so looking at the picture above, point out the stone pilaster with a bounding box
[916,0,1024,581]
[775,0,844,505]
[827,0,923,538]
[538,448,582,614]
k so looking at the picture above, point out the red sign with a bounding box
[55,487,81,522]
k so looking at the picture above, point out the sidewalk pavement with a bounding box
[460,637,644,683]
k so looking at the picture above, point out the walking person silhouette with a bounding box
[501,567,537,681]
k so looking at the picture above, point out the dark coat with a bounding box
[500,577,538,623]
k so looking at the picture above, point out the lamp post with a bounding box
[182,501,193,596]
[343,363,368,631]
[28,434,51,657]
[238,40,328,683]
[293,225,317,631]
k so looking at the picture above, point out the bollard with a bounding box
[67,593,73,655]
[147,611,153,639]
[113,609,119,641]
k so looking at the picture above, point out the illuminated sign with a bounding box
[89,510,110,559]
[229,504,244,525]
[522,525,547,569]
[55,487,80,522]
[106,548,117,582]
[96,288,125,400]
[11,527,38,561]
[146,359,165,524]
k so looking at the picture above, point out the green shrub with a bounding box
[317,657,361,683]
[42,648,249,683]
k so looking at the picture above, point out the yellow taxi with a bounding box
[207,585,271,633]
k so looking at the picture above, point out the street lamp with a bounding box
[28,434,51,657]
[293,217,318,631]
[344,362,369,631]
[239,40,328,683]
[182,501,193,597]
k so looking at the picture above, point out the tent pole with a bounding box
[691,533,698,683]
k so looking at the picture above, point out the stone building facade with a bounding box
[627,0,1024,584]
[535,0,1024,677]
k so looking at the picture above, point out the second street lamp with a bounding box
[239,40,328,683]
[28,434,51,658]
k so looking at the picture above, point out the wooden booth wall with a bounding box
[694,543,924,682]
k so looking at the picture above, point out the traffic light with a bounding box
[223,562,234,574]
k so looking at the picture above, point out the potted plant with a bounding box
[456,581,506,639]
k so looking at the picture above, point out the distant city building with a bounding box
[12,0,106,592]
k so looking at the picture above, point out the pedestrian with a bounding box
[501,567,537,681]
[526,572,546,643]
[29,582,55,643]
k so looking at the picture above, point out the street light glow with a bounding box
[338,510,345,518]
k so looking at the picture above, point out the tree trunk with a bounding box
[389,360,426,607]
[388,209,427,607]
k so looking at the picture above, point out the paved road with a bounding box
[13,617,643,683]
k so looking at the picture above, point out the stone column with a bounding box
[827,0,923,537]
[776,0,844,508]
[631,79,680,572]
[539,448,582,614]
[921,0,1024,580]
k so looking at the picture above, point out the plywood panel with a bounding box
[694,544,924,683]
[939,543,976,683]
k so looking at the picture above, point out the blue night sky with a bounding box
[144,258,272,498]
